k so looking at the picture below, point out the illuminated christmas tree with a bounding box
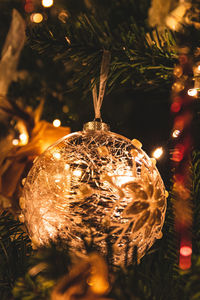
[0,1,200,299]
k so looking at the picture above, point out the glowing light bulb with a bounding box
[197,65,200,72]
[53,152,61,160]
[188,89,197,97]
[19,133,28,145]
[31,13,43,23]
[42,0,53,8]
[172,129,180,138]
[180,246,192,257]
[73,169,82,177]
[12,139,19,146]
[171,102,181,113]
[53,119,61,127]
[65,164,70,170]
[165,16,178,31]
[152,147,163,159]
[54,174,62,183]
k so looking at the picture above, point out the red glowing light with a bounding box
[172,145,185,162]
[179,255,191,270]
[25,3,34,12]
[171,102,181,113]
[179,55,188,65]
[180,246,192,256]
[174,174,184,183]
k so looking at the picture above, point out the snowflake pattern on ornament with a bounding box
[22,128,167,265]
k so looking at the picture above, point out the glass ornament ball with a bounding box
[22,122,167,265]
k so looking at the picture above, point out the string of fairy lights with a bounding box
[25,0,54,23]
[11,118,61,146]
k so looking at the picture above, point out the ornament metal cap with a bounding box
[83,120,110,131]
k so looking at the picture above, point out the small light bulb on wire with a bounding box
[172,129,181,138]
[12,139,19,146]
[42,0,54,8]
[152,147,163,159]
[53,119,61,127]
[19,133,28,145]
[188,88,197,97]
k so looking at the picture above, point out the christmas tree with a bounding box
[0,0,200,299]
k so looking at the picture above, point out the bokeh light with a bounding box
[42,0,54,8]
[188,89,197,97]
[53,119,61,127]
[152,147,163,159]
[31,13,43,23]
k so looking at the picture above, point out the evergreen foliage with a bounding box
[0,0,200,299]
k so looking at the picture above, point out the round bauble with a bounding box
[22,121,167,265]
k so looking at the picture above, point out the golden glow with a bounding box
[31,13,43,23]
[152,147,163,159]
[54,174,62,183]
[53,152,61,160]
[88,275,109,295]
[12,139,19,146]
[73,169,82,177]
[62,105,69,113]
[132,139,142,149]
[166,16,177,31]
[53,119,61,127]
[64,164,70,170]
[188,88,197,97]
[197,65,200,72]
[172,129,180,138]
[58,10,69,23]
[19,133,28,145]
[42,0,53,8]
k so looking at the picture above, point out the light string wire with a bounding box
[92,49,111,120]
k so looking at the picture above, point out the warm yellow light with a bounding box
[188,89,197,97]
[197,65,200,72]
[172,129,180,138]
[42,0,53,8]
[53,152,61,160]
[152,147,163,159]
[19,133,28,145]
[31,13,43,24]
[165,16,178,31]
[54,174,62,183]
[58,10,69,23]
[73,169,82,177]
[65,164,70,170]
[12,139,19,146]
[53,119,61,127]
[88,275,110,295]
[62,105,69,113]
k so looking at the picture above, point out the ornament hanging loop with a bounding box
[92,49,111,120]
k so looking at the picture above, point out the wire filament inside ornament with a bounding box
[23,129,167,265]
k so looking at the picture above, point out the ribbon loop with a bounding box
[92,50,111,120]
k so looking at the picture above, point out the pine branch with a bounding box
[192,150,200,254]
[0,212,31,300]
[26,0,177,95]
